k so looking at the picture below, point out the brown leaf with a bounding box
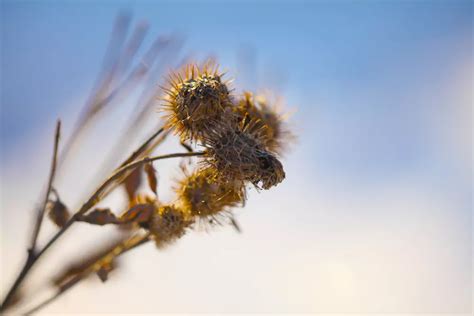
[144,162,158,195]
[124,166,142,202]
[119,203,155,224]
[96,262,114,282]
[48,199,70,228]
[78,208,120,225]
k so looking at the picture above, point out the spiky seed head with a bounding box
[149,205,193,248]
[203,122,286,190]
[176,168,245,220]
[161,63,233,142]
[234,91,292,154]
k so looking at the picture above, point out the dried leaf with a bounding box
[48,199,70,227]
[119,203,155,224]
[78,208,120,225]
[124,166,142,202]
[144,162,158,195]
[96,262,114,282]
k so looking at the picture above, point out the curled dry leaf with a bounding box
[96,261,114,282]
[78,204,156,227]
[48,199,70,228]
[124,166,142,202]
[119,203,155,225]
[78,208,120,226]
[144,162,158,195]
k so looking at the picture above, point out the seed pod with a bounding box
[234,91,292,154]
[148,205,193,248]
[202,121,285,190]
[176,168,245,220]
[161,63,233,142]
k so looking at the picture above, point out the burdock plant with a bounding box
[1,15,293,314]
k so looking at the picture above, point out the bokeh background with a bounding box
[1,0,472,314]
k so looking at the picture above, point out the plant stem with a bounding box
[119,127,165,168]
[0,151,204,311]
[0,121,61,310]
[30,120,61,252]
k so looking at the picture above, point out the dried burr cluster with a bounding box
[153,62,291,242]
[73,63,291,249]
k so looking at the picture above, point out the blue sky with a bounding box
[2,0,472,174]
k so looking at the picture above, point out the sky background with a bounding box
[1,0,472,314]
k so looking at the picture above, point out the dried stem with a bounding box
[57,16,167,173]
[0,121,61,310]
[30,120,61,252]
[56,14,132,169]
[24,233,151,315]
[180,141,194,153]
[120,127,165,168]
[84,127,168,202]
[0,151,204,312]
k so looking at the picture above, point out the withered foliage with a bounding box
[47,198,70,228]
[119,203,156,225]
[144,162,158,195]
[124,166,143,202]
[2,16,294,315]
[78,208,121,226]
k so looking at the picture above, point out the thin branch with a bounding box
[85,36,180,182]
[180,141,194,153]
[57,13,132,169]
[30,120,61,252]
[0,121,61,310]
[120,127,165,168]
[83,127,168,202]
[93,128,170,201]
[0,151,204,312]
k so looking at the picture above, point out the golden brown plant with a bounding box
[176,167,245,223]
[148,205,193,248]
[202,120,285,190]
[234,91,292,154]
[1,17,293,314]
[162,63,233,141]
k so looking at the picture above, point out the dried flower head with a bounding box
[161,63,233,141]
[148,205,193,248]
[203,122,285,190]
[234,91,292,154]
[176,168,245,221]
